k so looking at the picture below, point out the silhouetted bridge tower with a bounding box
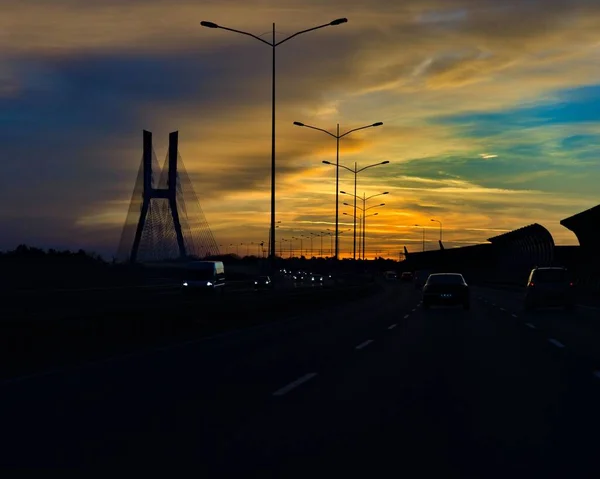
[117,130,220,263]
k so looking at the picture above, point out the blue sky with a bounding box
[2,0,600,258]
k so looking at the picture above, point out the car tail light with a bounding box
[569,282,573,286]
[528,282,534,287]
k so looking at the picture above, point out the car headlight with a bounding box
[183,282,188,286]
[254,281,258,284]
[206,282,213,286]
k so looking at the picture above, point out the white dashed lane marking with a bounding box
[273,373,318,396]
[355,340,374,350]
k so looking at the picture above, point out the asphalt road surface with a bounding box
[2,282,600,476]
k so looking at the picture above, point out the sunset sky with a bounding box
[3,0,600,259]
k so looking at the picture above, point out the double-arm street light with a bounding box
[342,191,388,260]
[431,218,443,243]
[343,200,386,260]
[327,160,389,259]
[201,18,348,272]
[293,121,383,260]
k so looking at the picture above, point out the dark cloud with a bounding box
[184,151,310,200]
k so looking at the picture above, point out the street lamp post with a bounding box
[342,191,388,260]
[201,18,347,273]
[415,224,425,252]
[326,231,333,256]
[267,221,281,257]
[329,161,389,259]
[293,121,383,260]
[345,202,385,259]
[431,218,442,243]
[362,212,379,259]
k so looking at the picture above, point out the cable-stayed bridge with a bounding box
[117,130,219,263]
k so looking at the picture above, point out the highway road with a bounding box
[2,281,600,476]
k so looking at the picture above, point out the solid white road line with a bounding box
[525,323,536,329]
[355,340,374,350]
[548,338,565,348]
[388,324,397,330]
[272,373,318,396]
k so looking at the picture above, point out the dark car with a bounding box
[422,273,469,310]
[253,275,273,291]
[400,272,413,282]
[524,267,575,311]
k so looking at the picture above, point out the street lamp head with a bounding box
[373,213,379,216]
[340,190,347,194]
[343,202,350,206]
[383,192,389,195]
[381,161,390,165]
[200,21,219,28]
[293,121,304,127]
[322,160,332,165]
[330,18,348,25]
[380,203,385,206]
[372,122,383,127]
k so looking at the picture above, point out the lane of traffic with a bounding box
[474,286,600,370]
[205,293,600,477]
[0,283,417,467]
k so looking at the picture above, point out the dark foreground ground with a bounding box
[2,282,600,476]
